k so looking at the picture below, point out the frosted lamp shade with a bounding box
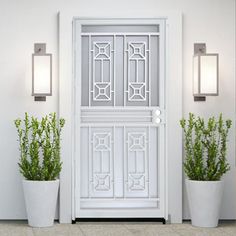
[193,54,218,96]
[193,56,199,95]
[32,54,52,96]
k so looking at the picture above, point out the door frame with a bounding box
[58,12,182,223]
[74,18,166,219]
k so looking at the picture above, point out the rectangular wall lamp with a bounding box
[32,43,52,101]
[193,43,219,102]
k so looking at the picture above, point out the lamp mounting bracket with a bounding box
[34,96,46,102]
[34,43,46,54]
[194,96,206,102]
[194,43,206,55]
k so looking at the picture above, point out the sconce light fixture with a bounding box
[32,43,52,101]
[193,43,219,101]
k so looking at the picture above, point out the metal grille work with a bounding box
[76,20,166,218]
[81,31,160,107]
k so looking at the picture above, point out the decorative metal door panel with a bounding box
[75,19,166,218]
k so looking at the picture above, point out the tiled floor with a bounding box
[0,221,235,236]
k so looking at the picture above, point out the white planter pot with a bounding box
[186,179,224,228]
[23,179,59,227]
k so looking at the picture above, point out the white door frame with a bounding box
[75,18,166,219]
[58,12,182,223]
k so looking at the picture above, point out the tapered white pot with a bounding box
[22,179,59,227]
[186,180,224,228]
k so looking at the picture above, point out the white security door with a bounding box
[74,19,166,219]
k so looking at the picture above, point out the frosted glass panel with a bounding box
[82,25,159,33]
[33,55,51,95]
[193,56,199,94]
[200,55,218,94]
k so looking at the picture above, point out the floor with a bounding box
[0,221,236,236]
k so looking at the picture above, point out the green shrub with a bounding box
[180,113,232,181]
[14,113,65,181]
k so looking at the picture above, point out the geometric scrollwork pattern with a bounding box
[93,132,111,151]
[94,82,111,101]
[128,132,146,151]
[128,82,146,101]
[128,42,146,59]
[92,42,112,102]
[128,174,145,191]
[94,42,111,59]
[94,174,110,191]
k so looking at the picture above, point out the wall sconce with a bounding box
[193,43,219,101]
[32,43,52,101]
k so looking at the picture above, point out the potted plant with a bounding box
[14,113,65,227]
[180,113,231,228]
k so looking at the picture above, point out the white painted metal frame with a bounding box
[92,41,112,101]
[83,31,159,106]
[59,13,182,223]
[75,18,165,219]
[127,41,147,102]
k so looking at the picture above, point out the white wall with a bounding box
[0,0,235,219]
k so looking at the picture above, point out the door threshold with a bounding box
[74,218,166,224]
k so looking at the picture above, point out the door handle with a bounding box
[153,109,161,124]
